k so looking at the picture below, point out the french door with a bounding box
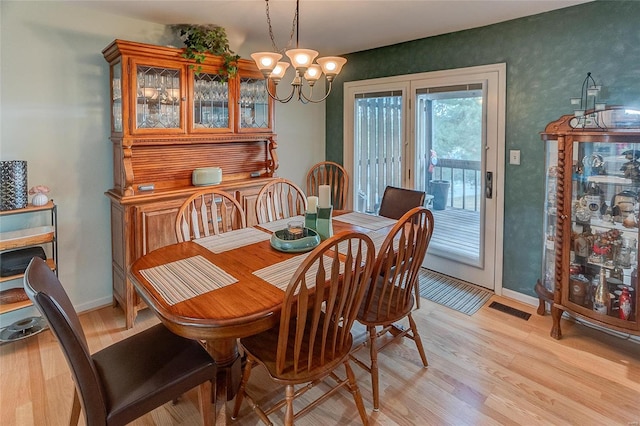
[344,64,505,291]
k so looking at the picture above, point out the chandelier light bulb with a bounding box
[269,62,290,82]
[317,56,347,80]
[304,64,322,86]
[251,52,282,78]
[285,48,319,73]
[261,57,275,67]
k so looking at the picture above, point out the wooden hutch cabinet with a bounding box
[536,106,640,339]
[102,40,278,328]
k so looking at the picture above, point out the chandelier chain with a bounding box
[266,0,298,54]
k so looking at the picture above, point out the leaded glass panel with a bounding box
[136,65,180,129]
[193,73,229,129]
[239,77,269,129]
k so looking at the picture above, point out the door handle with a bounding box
[485,171,493,199]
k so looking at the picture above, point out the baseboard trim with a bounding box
[501,288,539,307]
[75,296,114,315]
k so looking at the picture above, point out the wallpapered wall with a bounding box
[325,1,640,296]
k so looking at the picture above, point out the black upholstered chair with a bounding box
[23,257,217,426]
[377,186,426,220]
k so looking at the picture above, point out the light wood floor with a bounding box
[1,295,639,425]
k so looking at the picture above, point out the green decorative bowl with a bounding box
[270,228,321,253]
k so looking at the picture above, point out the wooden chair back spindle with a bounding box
[255,178,307,224]
[175,188,246,242]
[306,161,349,210]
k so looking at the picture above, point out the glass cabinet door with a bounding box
[134,63,182,131]
[111,61,123,133]
[569,140,639,323]
[238,75,270,132]
[542,140,559,294]
[191,71,231,132]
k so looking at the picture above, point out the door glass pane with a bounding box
[415,85,484,265]
[193,73,229,129]
[136,65,180,128]
[239,77,269,129]
[353,91,403,213]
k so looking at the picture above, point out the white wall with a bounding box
[0,1,325,326]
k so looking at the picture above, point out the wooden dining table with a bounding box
[128,210,398,423]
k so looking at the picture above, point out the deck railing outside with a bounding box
[429,158,482,211]
[356,157,481,213]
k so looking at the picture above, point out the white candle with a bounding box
[318,185,331,208]
[307,196,318,213]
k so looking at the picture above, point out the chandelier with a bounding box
[250,0,347,104]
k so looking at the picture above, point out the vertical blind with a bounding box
[354,90,403,213]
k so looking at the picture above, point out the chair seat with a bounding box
[241,314,353,384]
[92,324,216,425]
[357,276,414,326]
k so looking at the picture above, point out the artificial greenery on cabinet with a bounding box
[172,24,240,79]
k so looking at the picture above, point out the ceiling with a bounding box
[80,0,592,57]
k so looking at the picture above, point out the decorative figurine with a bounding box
[620,149,640,182]
[28,185,50,206]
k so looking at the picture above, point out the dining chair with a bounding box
[23,257,217,426]
[306,161,349,210]
[176,187,247,242]
[377,185,426,220]
[377,185,427,308]
[255,177,308,225]
[351,206,434,411]
[232,231,375,425]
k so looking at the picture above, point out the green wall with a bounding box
[326,0,640,296]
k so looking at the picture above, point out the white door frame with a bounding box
[343,64,505,295]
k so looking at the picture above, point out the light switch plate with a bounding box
[510,149,521,165]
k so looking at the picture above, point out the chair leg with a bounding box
[231,357,253,419]
[367,326,380,411]
[198,380,214,426]
[345,361,369,425]
[232,356,272,425]
[69,389,81,426]
[408,313,428,367]
[284,384,295,426]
